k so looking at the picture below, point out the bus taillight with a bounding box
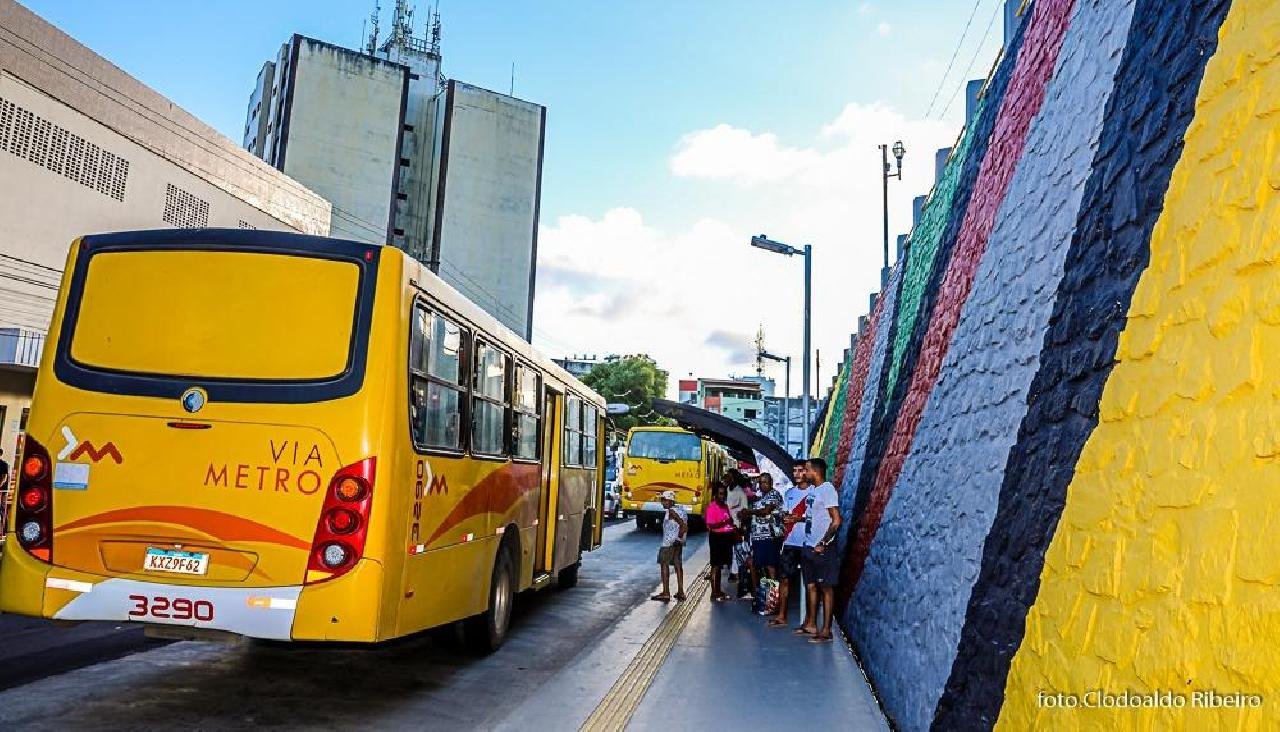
[306,456,376,583]
[16,437,53,563]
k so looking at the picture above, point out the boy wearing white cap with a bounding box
[652,490,688,602]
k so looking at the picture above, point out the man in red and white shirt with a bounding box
[767,459,811,628]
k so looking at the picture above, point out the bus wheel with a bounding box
[636,515,648,531]
[465,544,516,654]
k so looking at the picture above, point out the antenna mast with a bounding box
[365,2,381,55]
[755,325,765,376]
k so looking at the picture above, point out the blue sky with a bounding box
[24,0,1006,393]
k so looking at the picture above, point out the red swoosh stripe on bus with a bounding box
[424,463,542,547]
[56,506,311,550]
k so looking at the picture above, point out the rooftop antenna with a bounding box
[365,1,381,56]
[754,325,766,375]
[510,62,515,96]
[429,3,442,56]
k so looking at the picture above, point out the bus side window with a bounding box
[563,395,582,467]
[471,341,508,457]
[513,365,541,460]
[582,404,598,467]
[410,304,468,451]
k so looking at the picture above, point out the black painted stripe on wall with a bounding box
[843,13,1031,555]
[932,1,1233,728]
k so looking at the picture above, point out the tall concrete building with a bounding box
[242,2,545,339]
[0,0,330,452]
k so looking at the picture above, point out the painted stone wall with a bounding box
[806,0,1280,728]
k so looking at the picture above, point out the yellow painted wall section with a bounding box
[998,3,1280,728]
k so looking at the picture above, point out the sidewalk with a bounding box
[624,575,887,730]
[497,539,889,731]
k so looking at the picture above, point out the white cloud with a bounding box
[535,102,961,400]
[877,21,892,37]
[857,2,875,15]
[669,125,817,185]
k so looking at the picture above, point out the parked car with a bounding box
[603,485,621,519]
[603,466,622,519]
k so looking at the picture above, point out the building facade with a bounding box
[0,0,330,454]
[242,5,545,340]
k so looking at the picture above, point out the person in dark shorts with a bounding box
[744,472,784,610]
[768,459,811,628]
[651,490,688,602]
[705,482,736,602]
[795,458,842,643]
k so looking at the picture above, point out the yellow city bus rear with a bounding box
[0,229,604,649]
[620,426,721,530]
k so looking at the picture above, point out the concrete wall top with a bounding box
[0,0,330,235]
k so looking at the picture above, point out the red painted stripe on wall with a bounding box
[833,288,889,487]
[846,0,1079,587]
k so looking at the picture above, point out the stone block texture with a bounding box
[807,0,1280,728]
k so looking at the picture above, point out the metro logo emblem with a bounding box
[57,426,123,464]
[68,441,124,464]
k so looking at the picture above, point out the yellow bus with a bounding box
[619,426,726,530]
[0,229,605,651]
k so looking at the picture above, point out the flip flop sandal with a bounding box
[767,619,788,628]
[674,592,687,601]
[650,594,671,602]
[793,627,815,636]
[809,634,834,644]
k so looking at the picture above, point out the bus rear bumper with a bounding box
[0,546,383,642]
[50,576,303,641]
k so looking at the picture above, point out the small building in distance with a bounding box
[242,2,545,340]
[0,0,330,452]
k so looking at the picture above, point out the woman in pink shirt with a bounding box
[706,483,736,602]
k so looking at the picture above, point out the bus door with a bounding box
[535,388,561,576]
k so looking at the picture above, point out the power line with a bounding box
[938,0,1004,120]
[923,0,985,118]
[0,253,61,275]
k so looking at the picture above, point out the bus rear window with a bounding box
[70,249,360,380]
[628,432,702,461]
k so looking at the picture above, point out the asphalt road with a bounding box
[0,518,697,730]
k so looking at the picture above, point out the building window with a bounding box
[400,157,411,166]
[513,365,541,460]
[162,183,210,228]
[404,124,415,132]
[396,192,408,200]
[409,305,468,451]
[0,96,130,202]
[744,409,757,419]
[471,341,508,457]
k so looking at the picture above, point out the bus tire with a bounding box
[464,542,517,654]
[636,515,647,531]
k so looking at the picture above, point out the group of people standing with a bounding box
[652,457,843,644]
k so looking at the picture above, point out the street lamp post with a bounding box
[760,350,791,455]
[880,140,906,287]
[750,234,813,455]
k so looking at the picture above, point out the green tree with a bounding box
[582,355,672,432]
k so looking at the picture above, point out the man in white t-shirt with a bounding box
[652,490,688,603]
[797,457,842,643]
[767,459,812,628]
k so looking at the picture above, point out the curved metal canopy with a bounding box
[650,399,793,472]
